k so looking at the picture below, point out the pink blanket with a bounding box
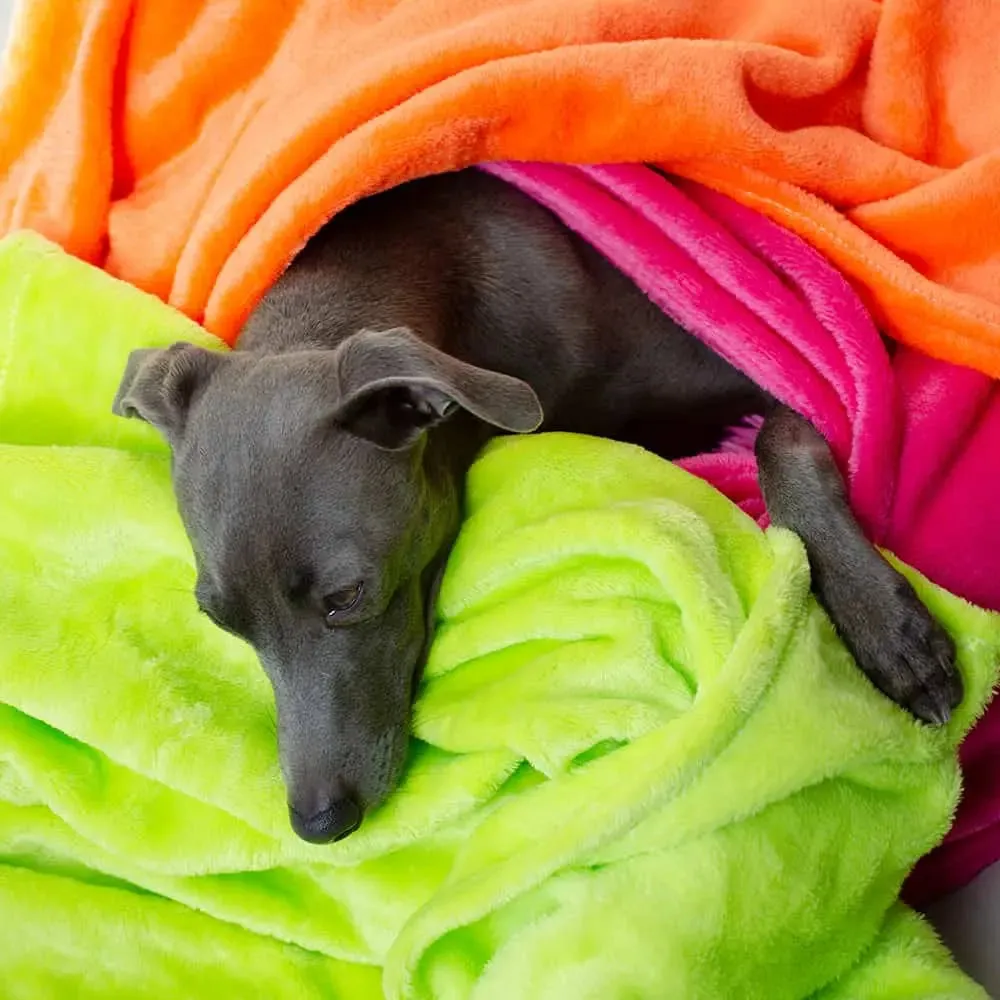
[481,162,1000,904]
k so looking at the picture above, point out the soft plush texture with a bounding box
[4,1,1000,375]
[483,162,1000,901]
[5,0,1000,900]
[1,230,998,998]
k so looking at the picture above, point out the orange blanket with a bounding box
[3,0,1000,372]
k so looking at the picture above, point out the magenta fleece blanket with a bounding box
[482,161,1000,903]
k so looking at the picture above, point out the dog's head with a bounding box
[113,328,541,842]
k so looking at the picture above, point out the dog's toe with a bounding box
[862,588,962,726]
[826,569,963,726]
[895,620,962,726]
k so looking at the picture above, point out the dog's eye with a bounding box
[323,582,364,624]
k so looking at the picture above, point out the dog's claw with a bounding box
[907,663,962,726]
[891,612,962,726]
[824,570,963,727]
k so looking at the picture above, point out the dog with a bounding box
[112,168,962,844]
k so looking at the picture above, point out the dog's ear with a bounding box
[112,343,226,440]
[332,327,543,449]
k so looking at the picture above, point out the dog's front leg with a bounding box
[754,405,962,724]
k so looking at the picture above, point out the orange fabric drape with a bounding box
[3,0,1000,371]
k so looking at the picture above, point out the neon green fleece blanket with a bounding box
[0,231,997,999]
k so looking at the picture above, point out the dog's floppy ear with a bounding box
[332,327,543,449]
[112,343,225,440]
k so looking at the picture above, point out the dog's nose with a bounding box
[288,792,362,844]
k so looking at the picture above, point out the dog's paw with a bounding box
[827,570,962,726]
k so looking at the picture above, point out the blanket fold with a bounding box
[5,0,1000,375]
[0,232,997,998]
[481,163,1000,899]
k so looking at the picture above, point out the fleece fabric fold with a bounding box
[4,0,1000,375]
[482,162,1000,899]
[0,231,996,998]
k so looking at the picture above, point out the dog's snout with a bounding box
[288,785,362,844]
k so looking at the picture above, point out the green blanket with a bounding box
[1,232,997,999]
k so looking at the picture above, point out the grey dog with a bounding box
[112,169,961,844]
